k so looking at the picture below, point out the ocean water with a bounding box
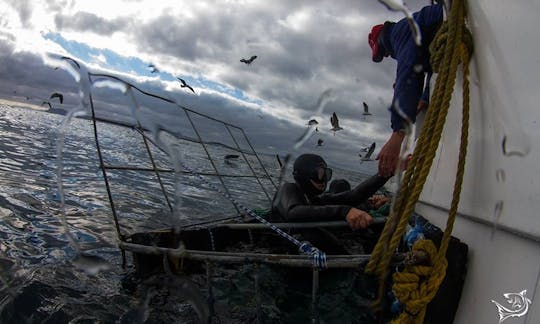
[0,103,376,323]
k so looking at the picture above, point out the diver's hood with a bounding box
[293,154,327,196]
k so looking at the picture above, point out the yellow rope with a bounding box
[364,1,473,321]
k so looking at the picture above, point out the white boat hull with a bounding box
[404,0,540,322]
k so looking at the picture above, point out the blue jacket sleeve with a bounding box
[389,4,443,131]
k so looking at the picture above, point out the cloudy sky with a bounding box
[0,0,430,171]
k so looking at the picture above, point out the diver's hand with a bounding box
[368,195,390,209]
[346,208,373,230]
[377,131,404,177]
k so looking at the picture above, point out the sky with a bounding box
[0,0,430,172]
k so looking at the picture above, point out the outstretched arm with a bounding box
[316,174,390,205]
[272,182,350,222]
[377,131,405,177]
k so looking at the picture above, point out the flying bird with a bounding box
[148,64,159,73]
[177,78,195,94]
[330,112,343,135]
[307,119,318,126]
[224,154,240,165]
[361,142,376,161]
[362,102,372,115]
[240,55,258,65]
[41,101,52,109]
[317,139,324,146]
[50,92,64,104]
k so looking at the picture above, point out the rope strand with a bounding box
[365,1,473,321]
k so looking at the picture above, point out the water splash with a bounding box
[377,0,422,46]
[293,89,334,150]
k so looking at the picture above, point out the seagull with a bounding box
[148,64,159,73]
[240,55,257,65]
[225,154,240,165]
[177,77,195,94]
[362,102,372,115]
[330,112,343,135]
[307,119,318,126]
[361,142,376,161]
[50,92,64,104]
[41,101,52,109]
[317,138,324,146]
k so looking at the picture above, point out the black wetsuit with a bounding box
[271,174,389,222]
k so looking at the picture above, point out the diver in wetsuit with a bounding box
[271,154,390,230]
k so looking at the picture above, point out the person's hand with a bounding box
[416,100,428,115]
[345,208,373,230]
[368,195,390,209]
[377,131,404,177]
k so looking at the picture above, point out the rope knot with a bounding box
[391,239,447,323]
[299,241,327,270]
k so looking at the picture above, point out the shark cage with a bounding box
[77,70,467,324]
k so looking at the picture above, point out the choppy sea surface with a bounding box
[0,103,377,323]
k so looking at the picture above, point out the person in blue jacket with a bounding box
[271,154,390,230]
[368,4,443,177]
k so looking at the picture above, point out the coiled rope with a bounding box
[365,0,473,322]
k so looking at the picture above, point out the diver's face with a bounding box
[310,179,327,192]
[308,166,332,193]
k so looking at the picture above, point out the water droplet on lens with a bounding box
[495,169,505,183]
[490,200,504,240]
[92,77,128,93]
[72,253,111,275]
[293,89,334,150]
[501,134,530,157]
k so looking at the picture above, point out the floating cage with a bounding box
[80,72,468,323]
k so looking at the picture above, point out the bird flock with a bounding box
[145,55,259,96]
[147,53,376,163]
[308,107,376,162]
[25,53,376,165]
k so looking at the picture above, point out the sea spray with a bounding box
[48,54,112,275]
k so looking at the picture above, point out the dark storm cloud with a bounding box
[0,41,78,106]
